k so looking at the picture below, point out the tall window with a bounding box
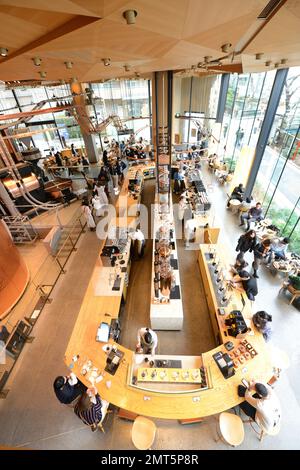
[252,67,300,254]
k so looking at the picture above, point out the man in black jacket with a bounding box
[53,374,86,405]
[240,202,264,230]
[236,229,257,262]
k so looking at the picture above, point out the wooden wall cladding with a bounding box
[0,220,29,320]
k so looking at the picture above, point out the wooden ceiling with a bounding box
[0,0,299,83]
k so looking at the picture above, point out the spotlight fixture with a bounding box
[191,64,196,70]
[124,64,131,72]
[65,61,73,69]
[221,43,232,53]
[32,57,41,66]
[281,58,287,65]
[123,9,137,25]
[274,63,280,68]
[0,47,8,57]
[255,53,263,60]
[265,61,271,67]
[204,56,212,63]
[102,58,111,66]
[39,71,47,79]
[135,72,141,78]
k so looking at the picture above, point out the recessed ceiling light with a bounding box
[65,61,73,69]
[32,57,41,66]
[123,10,137,25]
[221,43,232,53]
[102,58,111,66]
[255,53,264,60]
[0,47,8,57]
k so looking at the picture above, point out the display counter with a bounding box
[64,172,273,420]
[150,194,183,331]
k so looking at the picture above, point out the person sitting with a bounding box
[230,258,249,275]
[238,381,281,435]
[231,270,258,301]
[136,327,158,355]
[240,202,264,230]
[227,183,244,207]
[267,237,290,265]
[53,373,86,405]
[239,196,253,214]
[74,387,103,431]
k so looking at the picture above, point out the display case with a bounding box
[127,354,210,394]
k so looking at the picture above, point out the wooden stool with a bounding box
[131,416,156,450]
[216,412,244,447]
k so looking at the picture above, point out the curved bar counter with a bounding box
[65,165,273,420]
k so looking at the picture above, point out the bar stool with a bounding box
[131,416,157,450]
[216,412,244,447]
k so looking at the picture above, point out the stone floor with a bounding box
[0,170,299,450]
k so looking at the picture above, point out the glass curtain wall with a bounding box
[252,67,300,253]
[218,70,276,170]
[91,79,151,143]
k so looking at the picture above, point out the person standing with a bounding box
[136,327,158,355]
[252,239,271,278]
[53,373,86,405]
[235,230,257,262]
[130,228,145,258]
[81,199,96,231]
[74,387,103,432]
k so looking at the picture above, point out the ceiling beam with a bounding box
[0,105,72,121]
[0,15,100,64]
[238,0,288,54]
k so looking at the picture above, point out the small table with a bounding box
[272,260,293,278]
[229,199,241,215]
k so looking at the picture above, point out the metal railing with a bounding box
[0,208,86,398]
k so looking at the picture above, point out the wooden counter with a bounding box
[64,168,273,420]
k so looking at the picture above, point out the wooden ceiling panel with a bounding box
[0,5,73,27]
[181,0,266,39]
[0,0,299,82]
[106,0,189,39]
[32,19,178,60]
[186,12,262,51]
[0,0,98,16]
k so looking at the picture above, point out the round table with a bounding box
[229,199,241,214]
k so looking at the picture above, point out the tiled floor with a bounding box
[0,173,299,450]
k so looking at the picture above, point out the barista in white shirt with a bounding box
[130,228,145,257]
[136,327,158,355]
